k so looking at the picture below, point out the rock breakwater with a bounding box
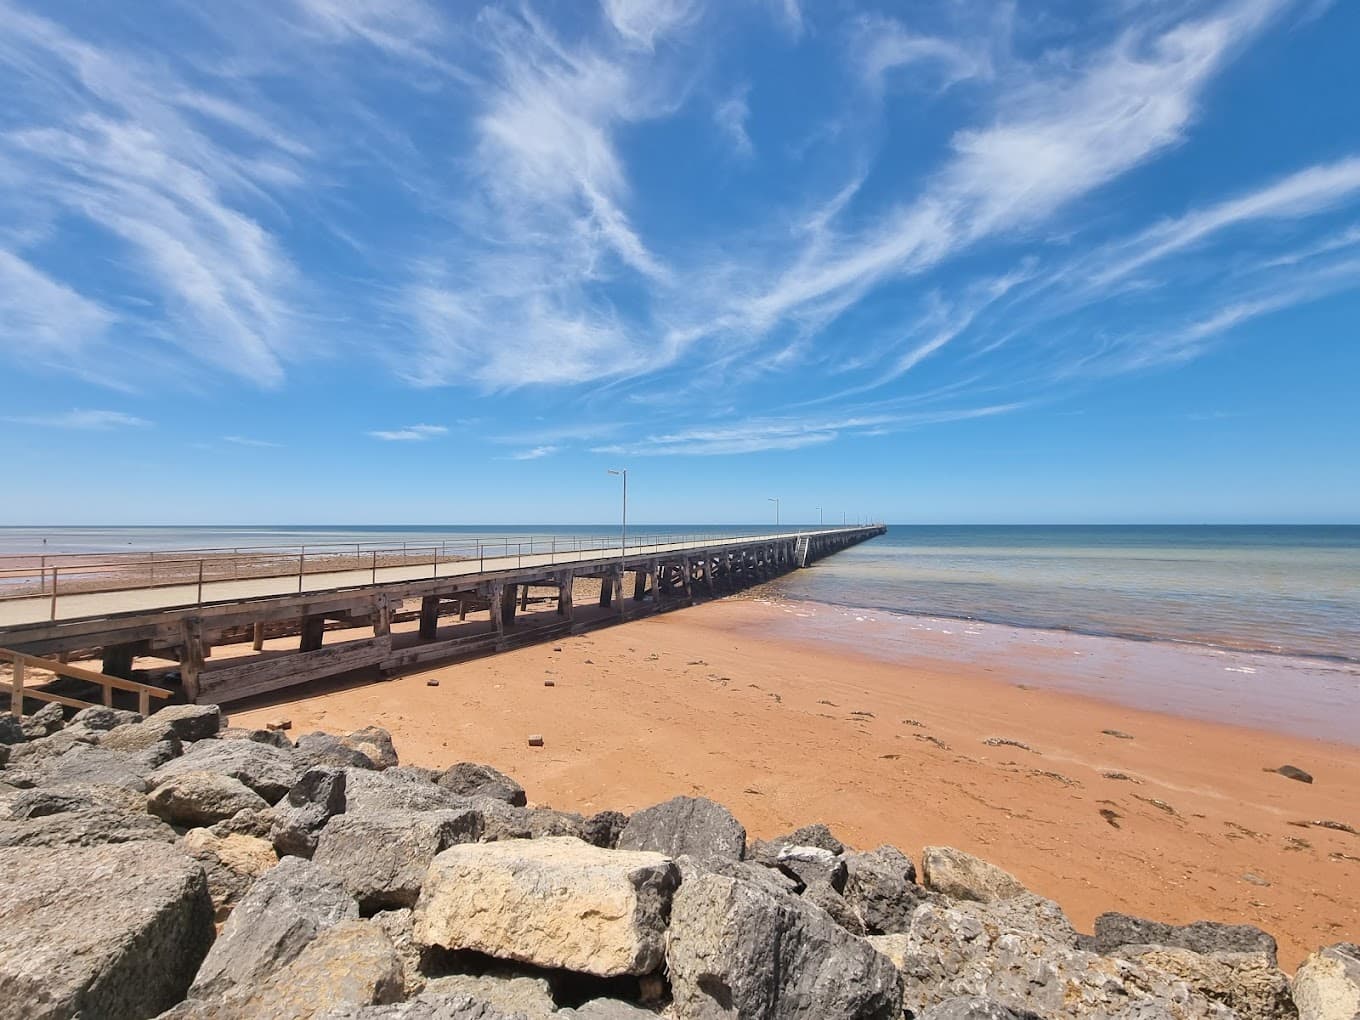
[0,702,1354,1019]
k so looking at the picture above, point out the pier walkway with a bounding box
[0,526,885,706]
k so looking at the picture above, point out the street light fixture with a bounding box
[768,497,779,528]
[607,469,627,567]
[815,506,823,527]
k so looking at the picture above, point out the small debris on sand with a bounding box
[1309,819,1358,835]
[1242,872,1271,887]
[527,734,544,747]
[902,718,925,727]
[984,737,1035,752]
[425,679,439,687]
[1268,764,1314,784]
[1099,808,1122,828]
[266,719,291,732]
[1135,795,1177,816]
[850,710,875,718]
[916,734,950,750]
[544,679,555,687]
[817,699,837,706]
[1102,771,1136,782]
[1101,729,1134,739]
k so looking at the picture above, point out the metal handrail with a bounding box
[0,525,885,620]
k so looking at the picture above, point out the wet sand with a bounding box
[232,598,1360,968]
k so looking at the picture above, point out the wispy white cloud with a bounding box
[223,435,281,448]
[3,409,149,429]
[602,0,700,50]
[367,424,448,441]
[852,13,990,93]
[714,88,753,158]
[0,248,113,353]
[511,445,559,460]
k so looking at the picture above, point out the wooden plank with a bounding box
[196,635,391,705]
[10,655,21,717]
[9,687,97,712]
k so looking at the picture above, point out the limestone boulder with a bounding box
[189,854,359,999]
[616,795,745,860]
[271,766,348,858]
[749,823,845,864]
[20,700,65,739]
[421,974,556,1016]
[220,725,294,749]
[148,770,269,827]
[526,806,585,839]
[347,725,400,769]
[181,827,279,920]
[101,716,184,754]
[296,731,379,770]
[151,738,303,803]
[897,901,1233,1019]
[20,743,163,792]
[666,869,903,1019]
[919,997,1036,1020]
[0,715,26,745]
[0,782,176,847]
[315,808,483,912]
[1122,945,1294,1020]
[415,837,678,977]
[676,852,803,899]
[1293,943,1360,1020]
[558,1001,657,1019]
[920,846,1027,903]
[0,841,214,1020]
[438,762,527,806]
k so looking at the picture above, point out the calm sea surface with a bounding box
[1,524,1355,663]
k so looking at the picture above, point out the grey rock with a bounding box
[750,823,845,863]
[344,767,467,814]
[189,854,359,999]
[559,1002,657,1019]
[843,845,933,935]
[148,770,269,827]
[526,806,585,839]
[954,892,1080,945]
[469,796,532,841]
[0,715,25,745]
[209,806,279,839]
[667,870,903,1019]
[23,743,163,792]
[174,919,404,1019]
[150,738,303,803]
[219,725,294,749]
[1082,911,1279,965]
[774,845,847,891]
[0,783,145,819]
[70,705,142,731]
[319,993,531,1018]
[100,717,183,754]
[4,727,97,764]
[676,852,804,898]
[371,908,427,996]
[0,783,177,847]
[920,846,1027,903]
[1119,945,1294,1020]
[1292,942,1360,1020]
[438,762,527,806]
[297,731,379,770]
[583,809,629,849]
[920,996,1037,1020]
[616,795,746,860]
[1274,764,1313,784]
[421,974,555,1016]
[271,766,348,857]
[347,725,400,770]
[20,700,65,739]
[315,808,483,912]
[898,901,1232,1019]
[151,703,223,742]
[0,841,214,1020]
[802,877,866,935]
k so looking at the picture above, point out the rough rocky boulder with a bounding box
[150,739,303,804]
[437,762,527,806]
[920,845,1027,903]
[414,837,678,977]
[0,841,214,1020]
[148,770,270,827]
[666,869,903,1019]
[616,795,746,860]
[188,855,359,1000]
[314,808,484,912]
[1292,943,1360,1020]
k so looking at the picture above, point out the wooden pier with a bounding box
[0,526,885,707]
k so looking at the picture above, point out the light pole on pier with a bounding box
[607,469,628,570]
[816,506,823,527]
[768,497,780,528]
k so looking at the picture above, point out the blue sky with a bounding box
[0,0,1357,525]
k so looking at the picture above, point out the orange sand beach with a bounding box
[233,597,1360,969]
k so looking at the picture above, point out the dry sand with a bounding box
[232,598,1360,968]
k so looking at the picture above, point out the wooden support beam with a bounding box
[633,567,647,601]
[598,575,613,609]
[503,584,518,626]
[101,643,135,680]
[458,599,467,621]
[490,582,505,635]
[251,622,265,651]
[519,584,529,612]
[180,619,206,703]
[557,571,574,619]
[418,596,439,641]
[301,614,327,652]
[373,595,392,638]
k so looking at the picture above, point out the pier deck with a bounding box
[0,526,885,706]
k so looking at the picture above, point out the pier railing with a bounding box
[4,647,174,716]
[0,527,885,621]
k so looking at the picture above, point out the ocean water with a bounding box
[766,525,1360,664]
[1,524,1355,665]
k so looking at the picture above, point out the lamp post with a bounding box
[816,506,823,527]
[768,497,780,528]
[607,469,627,565]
